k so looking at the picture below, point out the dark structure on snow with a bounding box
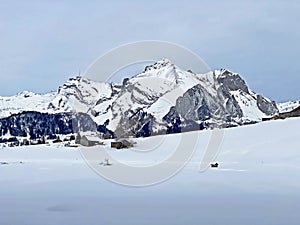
[210,163,219,168]
[111,140,134,149]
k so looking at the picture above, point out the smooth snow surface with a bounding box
[0,118,300,225]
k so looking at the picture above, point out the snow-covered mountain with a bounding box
[277,100,300,113]
[0,59,280,138]
[88,59,278,137]
[0,91,56,118]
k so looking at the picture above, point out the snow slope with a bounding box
[230,90,266,121]
[0,117,300,225]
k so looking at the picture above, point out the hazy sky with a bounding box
[0,0,299,102]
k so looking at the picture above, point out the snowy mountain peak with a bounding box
[49,75,116,114]
[214,68,235,76]
[132,58,179,85]
[17,90,36,98]
[143,58,173,72]
[213,69,242,81]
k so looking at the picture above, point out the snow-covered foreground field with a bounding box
[1,118,300,225]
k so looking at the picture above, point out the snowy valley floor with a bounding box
[0,118,300,225]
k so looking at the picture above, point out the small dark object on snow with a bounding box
[210,163,219,168]
[100,158,112,166]
[0,162,8,165]
[52,139,62,143]
[111,141,123,149]
[104,158,112,166]
[111,140,134,149]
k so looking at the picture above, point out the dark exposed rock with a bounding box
[257,94,279,116]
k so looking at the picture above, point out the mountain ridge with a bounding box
[0,59,284,139]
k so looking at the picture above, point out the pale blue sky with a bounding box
[0,0,299,102]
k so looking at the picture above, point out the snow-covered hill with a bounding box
[277,100,300,113]
[0,91,56,118]
[0,59,280,138]
[0,117,300,225]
